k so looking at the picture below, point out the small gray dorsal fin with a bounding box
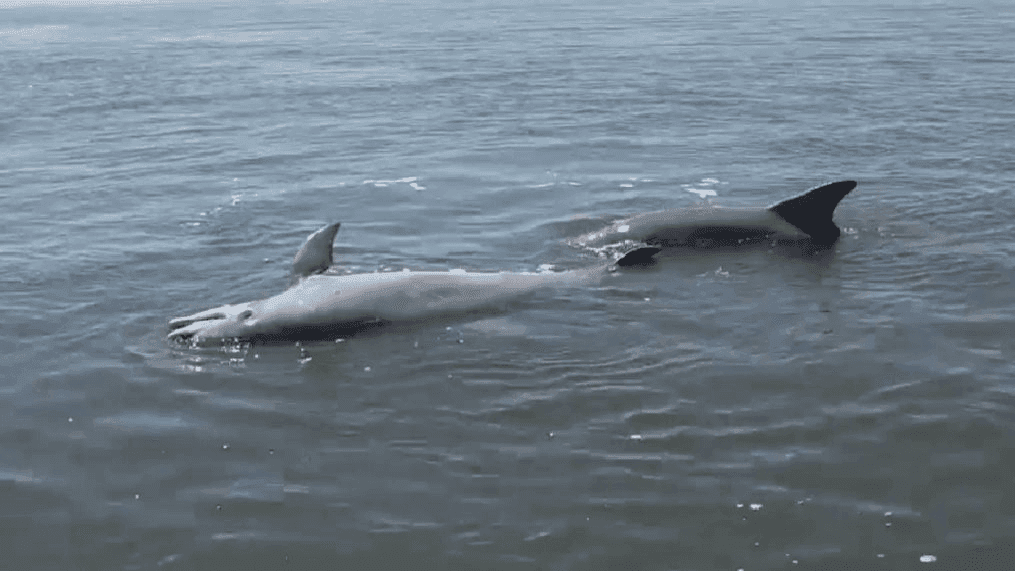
[292,222,341,280]
[768,180,856,244]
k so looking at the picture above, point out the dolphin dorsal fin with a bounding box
[292,222,341,281]
[768,180,856,244]
[616,246,662,266]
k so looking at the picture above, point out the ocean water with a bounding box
[3,0,1015,569]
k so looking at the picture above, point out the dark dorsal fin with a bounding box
[292,222,341,280]
[768,180,856,244]
[616,246,662,266]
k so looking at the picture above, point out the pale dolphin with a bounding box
[168,224,657,345]
[575,180,857,249]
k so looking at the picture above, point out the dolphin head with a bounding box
[167,301,260,345]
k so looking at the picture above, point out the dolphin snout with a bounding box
[167,303,254,344]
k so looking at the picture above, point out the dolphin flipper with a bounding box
[291,222,341,280]
[768,180,856,244]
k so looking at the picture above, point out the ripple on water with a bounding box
[93,412,203,434]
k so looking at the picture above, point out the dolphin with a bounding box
[575,180,857,249]
[168,223,658,345]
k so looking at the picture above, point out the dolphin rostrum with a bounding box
[575,180,857,249]
[168,223,659,345]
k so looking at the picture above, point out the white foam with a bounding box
[687,187,717,198]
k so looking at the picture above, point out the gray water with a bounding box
[3,1,1015,569]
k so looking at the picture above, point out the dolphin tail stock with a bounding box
[291,222,341,281]
[545,246,662,288]
[768,180,857,244]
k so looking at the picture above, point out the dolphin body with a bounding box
[169,223,656,345]
[575,180,857,249]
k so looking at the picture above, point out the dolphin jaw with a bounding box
[167,302,257,345]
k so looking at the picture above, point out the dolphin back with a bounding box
[768,180,856,244]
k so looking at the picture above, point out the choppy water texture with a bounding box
[3,1,1015,569]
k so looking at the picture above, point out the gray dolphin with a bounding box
[169,223,657,345]
[575,180,857,249]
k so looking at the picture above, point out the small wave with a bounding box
[0,24,68,37]
[94,412,202,434]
